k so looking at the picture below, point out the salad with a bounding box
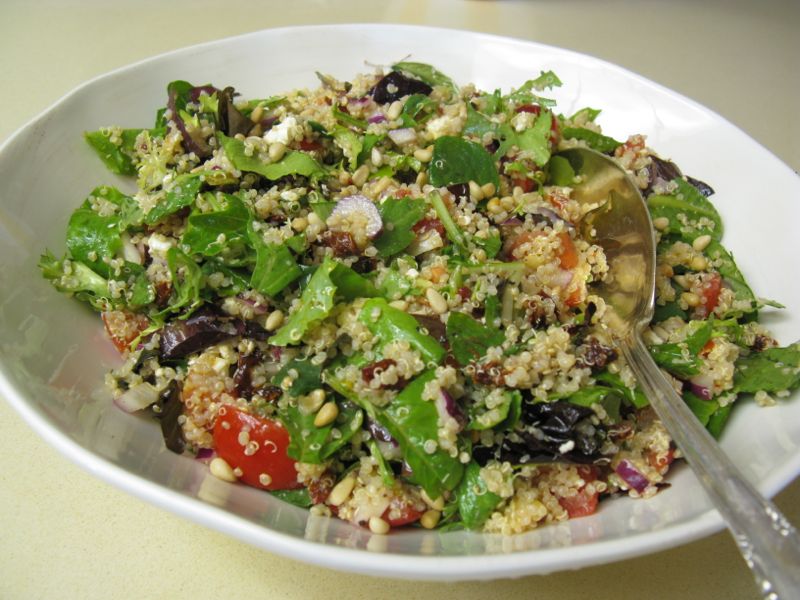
[40,62,800,535]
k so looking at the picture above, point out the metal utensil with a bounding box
[559,147,800,599]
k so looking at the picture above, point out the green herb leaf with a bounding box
[271,358,322,397]
[494,112,553,167]
[281,401,363,463]
[428,190,468,254]
[446,311,504,366]
[649,342,701,378]
[392,62,458,95]
[375,370,464,498]
[165,246,203,314]
[249,231,302,297]
[84,128,150,176]
[182,193,251,257]
[455,461,501,529]
[218,133,324,180]
[648,178,723,242]
[144,174,203,225]
[332,126,363,171]
[38,251,109,310]
[329,263,380,300]
[560,126,622,153]
[269,488,313,508]
[359,298,445,365]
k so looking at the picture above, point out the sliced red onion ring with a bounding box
[330,194,383,239]
[615,459,649,493]
[368,113,387,124]
[115,382,159,413]
[689,373,714,400]
[387,127,417,145]
[195,448,217,463]
[435,389,466,432]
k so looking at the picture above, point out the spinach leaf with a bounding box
[463,104,496,138]
[123,263,156,308]
[329,263,380,300]
[653,299,688,322]
[359,298,445,365]
[200,261,250,297]
[707,404,732,439]
[377,261,415,300]
[218,133,324,180]
[392,62,458,95]
[560,127,622,153]
[271,357,323,397]
[400,94,436,127]
[594,371,649,409]
[182,193,251,257]
[373,197,427,258]
[356,133,382,167]
[548,155,576,186]
[367,438,396,487]
[144,174,203,225]
[494,112,553,167]
[429,136,499,189]
[648,178,723,241]
[564,386,622,422]
[84,128,146,176]
[270,257,338,346]
[446,311,504,366]
[568,107,602,123]
[249,230,302,297]
[455,461,501,529]
[734,342,800,394]
[269,488,313,508]
[683,391,719,426]
[473,232,501,259]
[66,192,127,278]
[649,342,701,378]
[165,246,203,314]
[704,239,756,308]
[376,370,465,498]
[281,401,363,463]
[683,319,714,354]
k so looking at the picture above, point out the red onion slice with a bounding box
[615,459,649,493]
[329,194,383,239]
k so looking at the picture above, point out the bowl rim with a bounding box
[2,22,798,581]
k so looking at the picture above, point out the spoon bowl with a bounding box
[559,147,800,599]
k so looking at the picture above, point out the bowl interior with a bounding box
[1,24,799,580]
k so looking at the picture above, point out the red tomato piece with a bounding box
[557,232,579,270]
[559,488,599,518]
[515,104,542,115]
[382,502,424,527]
[101,310,149,354]
[212,405,301,491]
[297,138,323,151]
[698,273,723,317]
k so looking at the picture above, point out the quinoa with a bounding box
[41,62,800,536]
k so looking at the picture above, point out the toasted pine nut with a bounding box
[268,142,286,162]
[481,182,496,198]
[209,457,237,482]
[692,234,712,252]
[652,216,670,230]
[426,287,448,314]
[352,164,370,188]
[690,255,708,271]
[265,310,284,331]
[420,510,441,529]
[369,516,390,535]
[328,474,357,506]
[314,402,339,427]
[413,146,433,162]
[386,100,403,121]
[469,180,484,201]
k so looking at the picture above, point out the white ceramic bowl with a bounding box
[1,24,799,581]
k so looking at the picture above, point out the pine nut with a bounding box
[209,457,237,482]
[420,489,445,511]
[420,509,441,529]
[328,474,357,506]
[690,255,708,271]
[250,104,264,124]
[481,182,496,198]
[389,300,409,311]
[368,516,390,535]
[268,142,286,162]
[386,100,403,121]
[371,146,383,167]
[487,197,502,214]
[468,180,484,201]
[652,216,670,230]
[372,176,393,195]
[681,292,701,307]
[692,234,711,252]
[413,146,433,162]
[314,402,339,427]
[265,310,284,331]
[291,217,308,232]
[426,287,448,314]
[415,171,428,187]
[300,388,326,413]
[307,211,323,227]
[352,164,370,188]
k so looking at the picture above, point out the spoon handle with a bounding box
[623,334,800,599]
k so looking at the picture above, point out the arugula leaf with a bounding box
[200,261,250,297]
[474,232,501,259]
[455,461,501,529]
[568,107,602,123]
[463,104,496,138]
[373,197,427,258]
[392,62,458,95]
[281,401,363,463]
[707,404,733,439]
[683,319,714,354]
[271,357,322,397]
[560,126,622,153]
[429,136,499,189]
[484,295,500,329]
[356,133,382,167]
[494,112,552,166]
[734,342,800,394]
[218,133,324,180]
[648,178,723,242]
[594,371,649,409]
[367,438,396,487]
[446,311,504,366]
[332,126,363,171]
[332,105,367,130]
[165,246,203,314]
[683,391,719,426]
[704,239,756,308]
[84,128,147,176]
[377,260,415,300]
[329,263,380,300]
[269,488,313,508]
[38,251,109,310]
[375,370,465,498]
[144,174,203,225]
[248,229,302,297]
[428,190,468,254]
[182,193,251,258]
[270,257,338,346]
[400,94,436,127]
[505,72,561,106]
[563,386,622,422]
[359,298,445,364]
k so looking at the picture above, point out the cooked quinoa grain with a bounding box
[41,62,800,535]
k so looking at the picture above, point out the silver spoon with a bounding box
[558,147,800,599]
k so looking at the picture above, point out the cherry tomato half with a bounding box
[213,405,301,491]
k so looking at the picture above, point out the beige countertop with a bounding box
[1,1,798,598]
